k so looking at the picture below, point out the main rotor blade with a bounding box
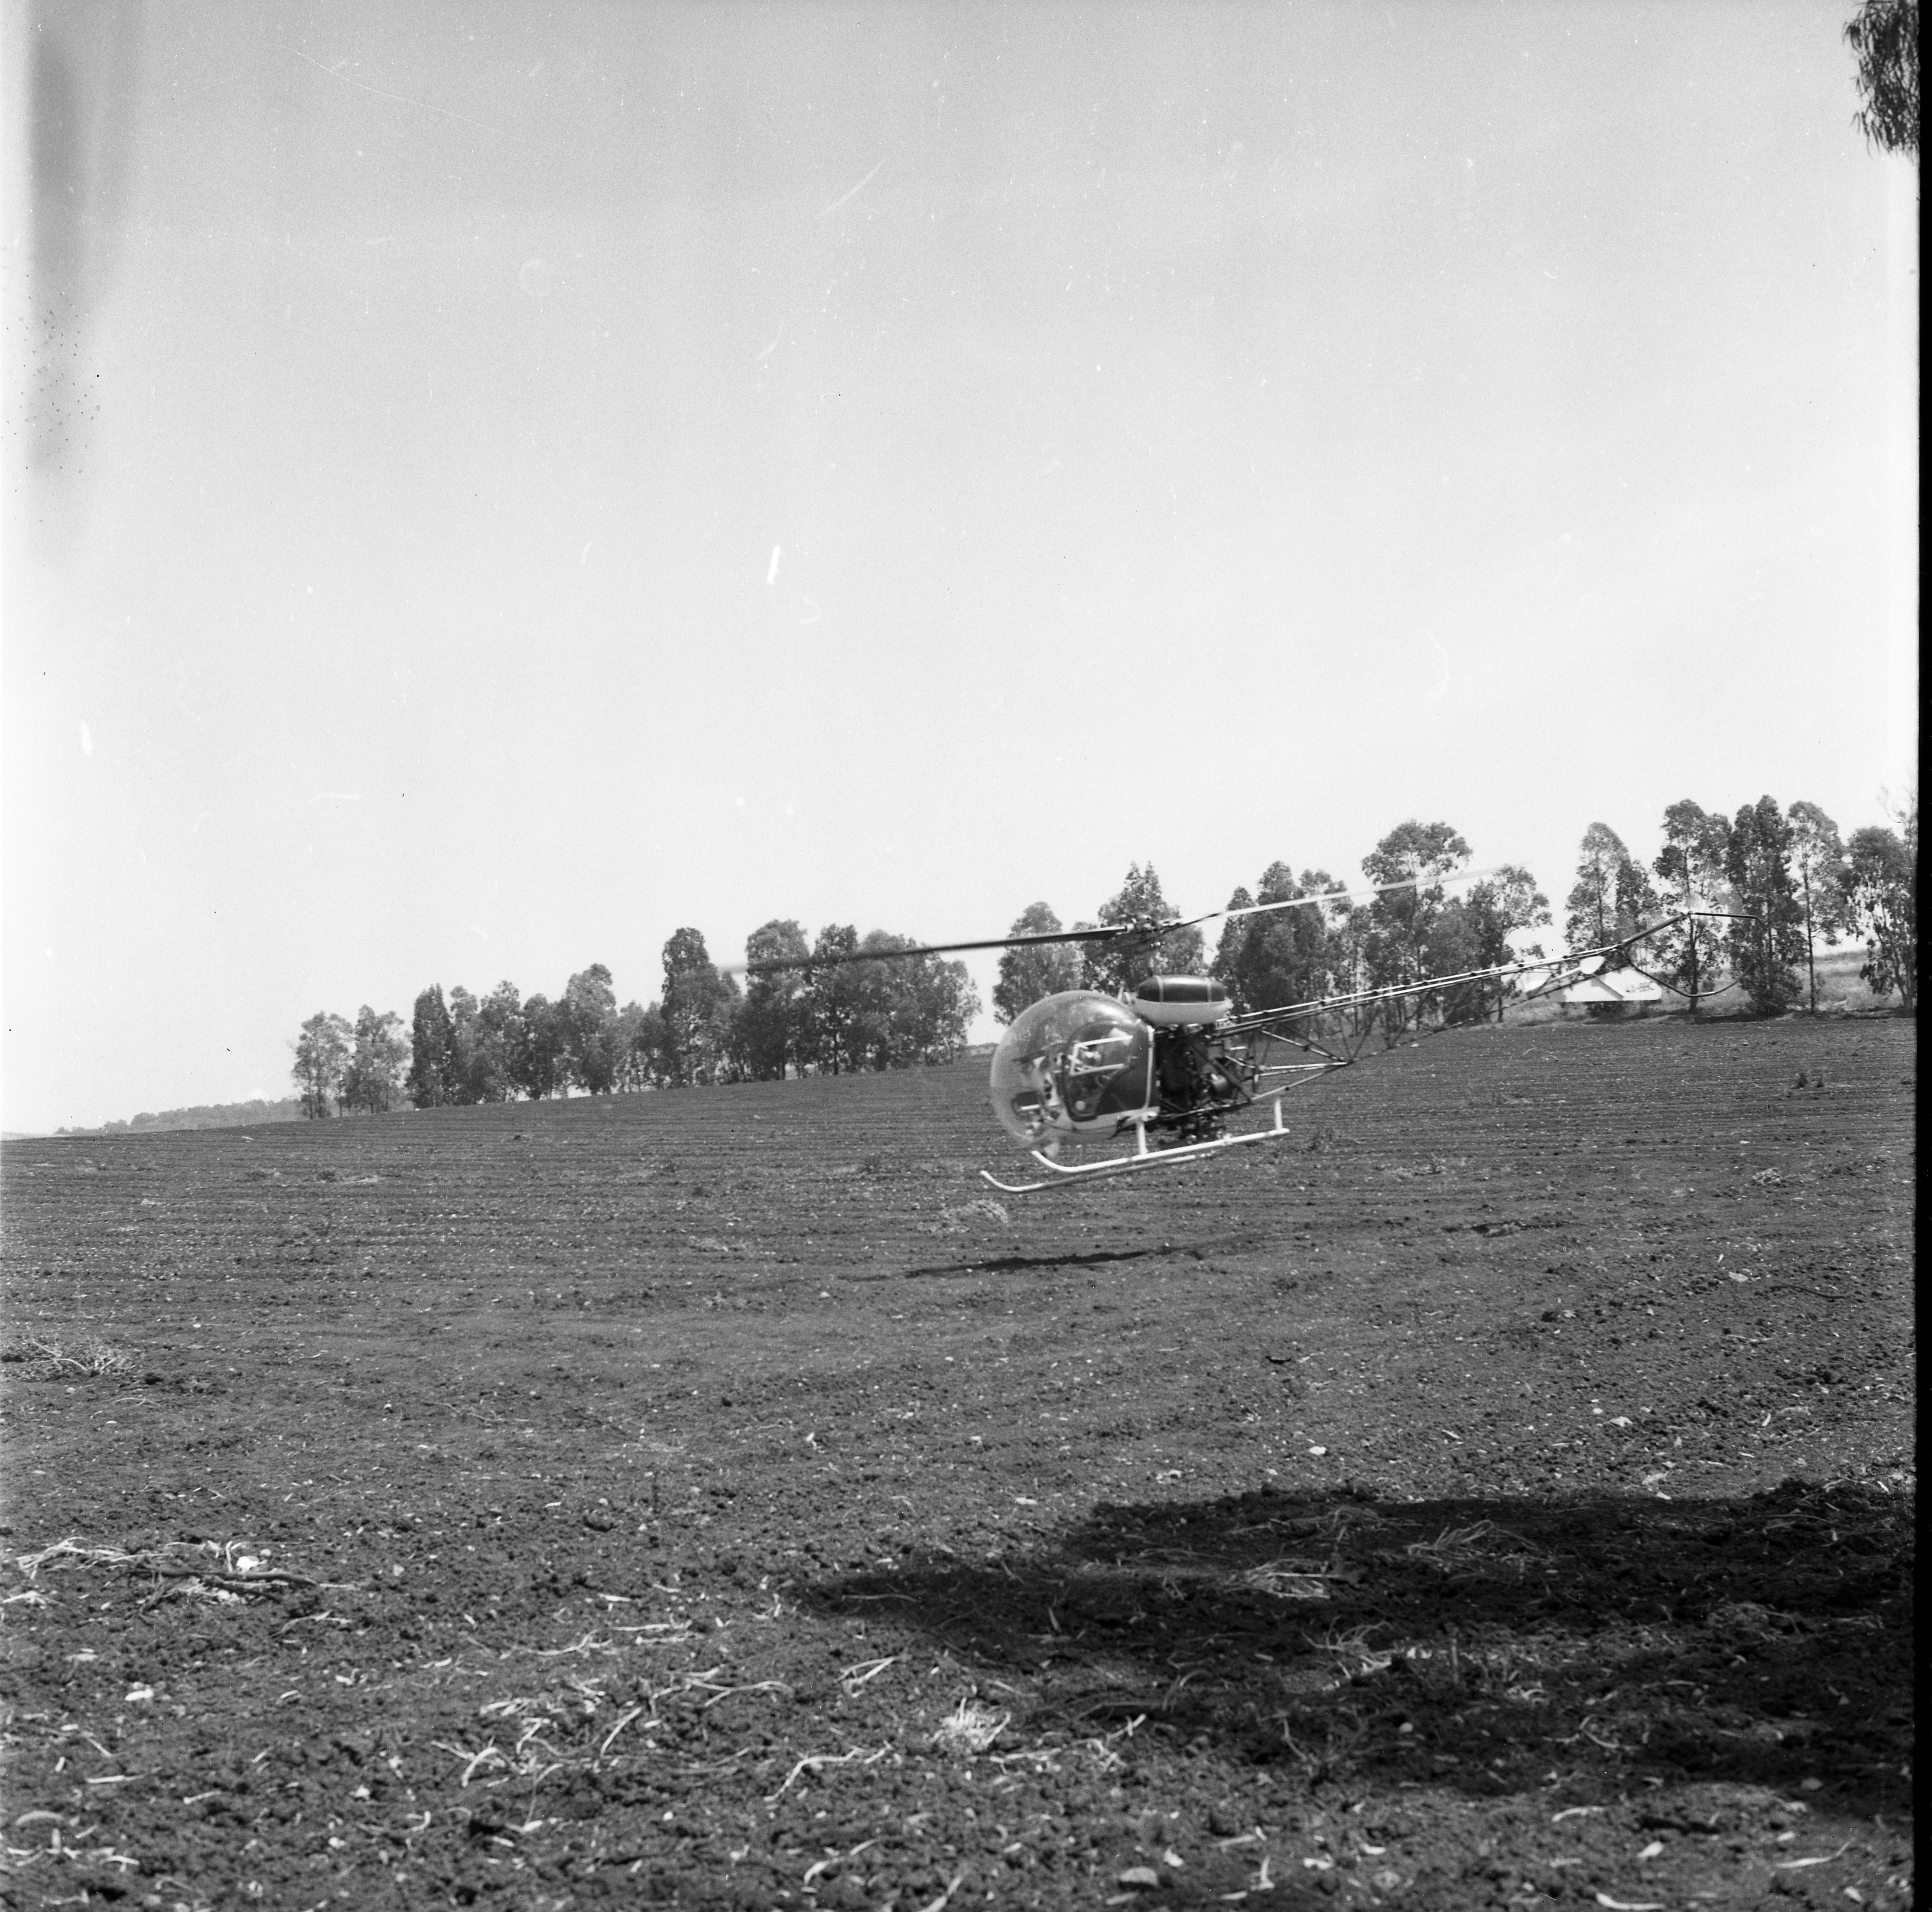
[730,865,1524,977]
[1188,865,1501,933]
[732,923,1133,977]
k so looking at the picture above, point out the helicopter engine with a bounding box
[989,982,1255,1153]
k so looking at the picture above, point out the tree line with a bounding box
[290,925,980,1118]
[990,790,1916,1038]
[290,791,1914,1117]
[1560,790,1917,1016]
[993,829,1552,1037]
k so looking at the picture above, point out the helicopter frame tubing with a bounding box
[1218,910,1753,1051]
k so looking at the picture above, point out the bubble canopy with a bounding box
[988,990,1155,1149]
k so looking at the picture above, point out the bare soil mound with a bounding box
[0,1015,1913,1909]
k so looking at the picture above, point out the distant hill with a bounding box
[56,1098,305,1138]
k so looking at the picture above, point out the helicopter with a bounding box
[741,879,1750,1196]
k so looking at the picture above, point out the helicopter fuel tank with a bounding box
[1131,975,1231,1026]
[988,990,1154,1149]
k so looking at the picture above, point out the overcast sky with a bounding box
[1,0,1916,1134]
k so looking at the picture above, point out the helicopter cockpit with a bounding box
[988,991,1155,1149]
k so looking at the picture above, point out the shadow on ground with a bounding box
[807,1479,1913,1815]
[883,1247,1173,1282]
[887,1230,1273,1282]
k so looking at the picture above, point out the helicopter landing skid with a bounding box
[979,1096,1290,1195]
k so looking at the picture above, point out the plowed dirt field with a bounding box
[0,1014,1914,1912]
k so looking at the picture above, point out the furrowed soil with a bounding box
[0,1016,1913,1912]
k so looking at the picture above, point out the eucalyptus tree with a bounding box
[992,903,1084,1022]
[510,994,566,1099]
[446,987,485,1104]
[802,925,864,1074]
[1841,798,1917,1010]
[340,1006,407,1113]
[1362,822,1471,1032]
[657,935,736,1086]
[1725,798,1808,1014]
[1213,863,1340,1015]
[609,1002,657,1091]
[1846,0,1918,157]
[733,919,812,1078]
[407,985,460,1107]
[293,1010,352,1118]
[885,945,980,1064]
[1787,801,1849,1012]
[1652,802,1734,1010]
[1564,823,1657,952]
[1460,867,1551,1020]
[1083,863,1204,997]
[470,982,524,1101]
